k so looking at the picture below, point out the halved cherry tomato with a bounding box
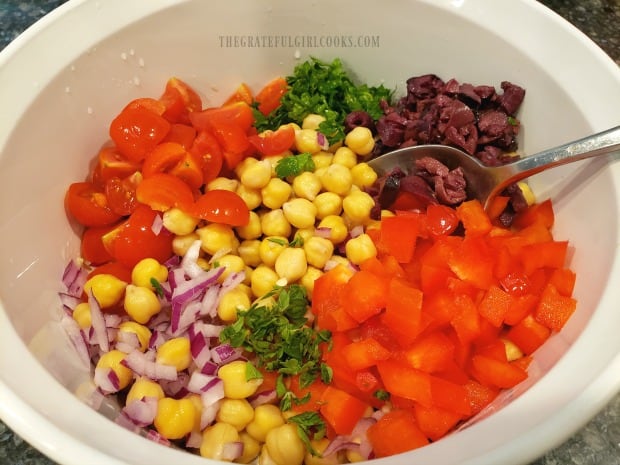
[162,123,197,149]
[169,151,204,190]
[191,189,250,226]
[104,172,141,216]
[254,76,288,115]
[223,83,254,106]
[159,77,203,124]
[248,125,296,157]
[81,225,117,265]
[109,106,171,162]
[189,101,255,133]
[142,142,188,178]
[87,261,133,283]
[123,97,166,115]
[136,172,194,212]
[102,205,173,269]
[190,130,224,183]
[65,182,122,227]
[91,146,141,186]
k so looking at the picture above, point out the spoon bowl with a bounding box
[368,125,620,208]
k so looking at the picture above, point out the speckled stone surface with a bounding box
[0,1,619,465]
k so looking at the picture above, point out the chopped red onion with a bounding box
[171,300,202,336]
[200,399,222,430]
[122,396,158,427]
[160,371,190,399]
[62,259,88,297]
[200,284,220,318]
[145,429,172,447]
[171,267,224,321]
[187,372,221,394]
[220,441,244,461]
[181,240,204,279]
[58,292,82,312]
[60,314,91,369]
[211,343,243,365]
[249,389,277,408]
[322,436,361,457]
[151,213,164,235]
[87,290,109,353]
[93,366,120,394]
[220,271,246,296]
[192,321,224,339]
[189,330,211,370]
[350,224,364,238]
[115,329,141,354]
[122,349,178,381]
[200,361,219,376]
[317,132,329,150]
[314,226,332,239]
[186,430,203,449]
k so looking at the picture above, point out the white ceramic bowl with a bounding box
[1,1,620,464]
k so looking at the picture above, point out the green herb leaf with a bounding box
[150,278,164,298]
[374,389,391,401]
[255,57,393,143]
[288,412,327,457]
[275,152,315,179]
[267,237,289,246]
[245,361,263,381]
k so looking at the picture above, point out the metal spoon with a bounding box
[367,125,620,208]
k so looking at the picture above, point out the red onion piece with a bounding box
[249,389,277,408]
[200,285,220,318]
[87,290,109,353]
[122,396,158,427]
[62,259,88,297]
[322,436,360,457]
[317,132,329,150]
[146,429,172,447]
[122,349,178,381]
[314,226,332,239]
[60,314,91,369]
[186,430,203,449]
[180,240,204,279]
[211,343,243,365]
[58,292,82,312]
[187,372,221,394]
[151,213,164,235]
[93,366,120,394]
[349,224,364,238]
[220,441,244,461]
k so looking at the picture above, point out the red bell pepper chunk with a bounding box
[512,198,555,229]
[414,403,462,442]
[520,240,569,275]
[478,285,515,327]
[342,337,391,371]
[534,283,577,331]
[403,331,455,374]
[471,354,528,389]
[506,313,551,355]
[379,214,420,263]
[448,236,495,290]
[456,199,492,237]
[342,270,389,323]
[381,278,424,347]
[367,409,429,458]
[319,386,369,436]
[463,379,499,415]
[376,359,432,407]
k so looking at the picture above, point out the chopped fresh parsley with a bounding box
[288,411,327,457]
[219,284,333,410]
[245,361,263,381]
[255,57,393,143]
[150,278,164,298]
[275,152,315,179]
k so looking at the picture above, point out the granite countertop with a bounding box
[1,1,619,464]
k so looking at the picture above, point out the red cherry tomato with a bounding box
[92,146,141,186]
[190,130,224,183]
[109,106,171,163]
[191,189,250,226]
[81,225,117,265]
[103,205,173,269]
[159,77,203,124]
[65,182,122,227]
[248,124,295,157]
[254,76,288,115]
[104,173,141,216]
[136,172,195,212]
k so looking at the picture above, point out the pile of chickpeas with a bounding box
[75,115,387,464]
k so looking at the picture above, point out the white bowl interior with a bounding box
[1,1,620,464]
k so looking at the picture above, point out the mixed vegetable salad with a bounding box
[60,58,577,463]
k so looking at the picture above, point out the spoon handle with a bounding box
[493,125,620,188]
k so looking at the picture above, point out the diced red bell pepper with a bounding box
[456,200,493,237]
[414,403,462,441]
[478,285,515,327]
[381,278,424,346]
[367,409,429,458]
[342,337,391,371]
[376,359,432,407]
[342,270,389,323]
[470,354,528,389]
[379,214,420,263]
[534,283,577,331]
[403,331,455,373]
[319,386,369,436]
[448,236,496,290]
[520,241,569,275]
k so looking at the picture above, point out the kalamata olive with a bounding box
[344,110,375,133]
